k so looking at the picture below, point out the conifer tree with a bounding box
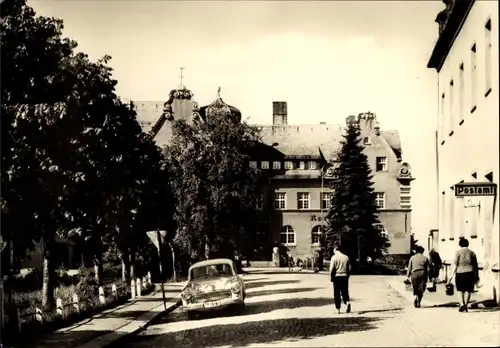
[324,117,390,267]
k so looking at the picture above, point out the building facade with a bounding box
[135,86,414,262]
[428,0,499,302]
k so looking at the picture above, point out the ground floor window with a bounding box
[311,225,323,245]
[280,225,295,245]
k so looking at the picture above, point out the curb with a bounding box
[76,286,184,348]
[81,297,182,348]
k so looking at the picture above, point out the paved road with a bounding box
[120,271,500,347]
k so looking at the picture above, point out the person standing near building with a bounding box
[406,245,430,308]
[329,243,351,314]
[428,248,443,288]
[449,238,479,312]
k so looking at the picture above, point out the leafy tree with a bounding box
[165,108,262,261]
[1,0,83,308]
[324,118,389,267]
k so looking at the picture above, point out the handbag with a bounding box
[427,281,436,292]
[445,283,454,296]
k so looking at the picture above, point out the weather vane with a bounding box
[179,67,184,86]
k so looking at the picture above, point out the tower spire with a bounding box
[179,67,185,88]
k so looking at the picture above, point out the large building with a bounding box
[427,0,499,302]
[136,86,414,262]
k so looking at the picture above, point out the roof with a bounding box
[188,258,234,269]
[133,101,403,161]
[427,0,475,71]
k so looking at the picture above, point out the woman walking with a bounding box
[449,238,479,312]
[428,248,443,288]
[406,246,430,308]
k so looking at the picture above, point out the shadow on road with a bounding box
[246,287,321,299]
[127,316,382,348]
[245,279,300,290]
[355,307,403,315]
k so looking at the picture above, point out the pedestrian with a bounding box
[449,237,479,312]
[329,243,351,314]
[406,245,430,308]
[428,248,443,288]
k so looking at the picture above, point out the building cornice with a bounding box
[427,0,475,72]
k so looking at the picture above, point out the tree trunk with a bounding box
[94,254,104,286]
[41,240,55,310]
[130,247,136,281]
[121,248,130,282]
[169,241,177,281]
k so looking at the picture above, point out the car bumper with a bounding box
[183,296,244,312]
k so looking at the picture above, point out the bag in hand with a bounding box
[427,281,436,292]
[445,283,454,296]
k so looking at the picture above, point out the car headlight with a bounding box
[181,288,194,301]
[225,279,241,293]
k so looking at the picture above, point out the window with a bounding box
[449,79,454,134]
[297,192,310,210]
[440,93,446,141]
[261,161,269,169]
[274,192,286,210]
[311,225,323,245]
[284,161,294,170]
[256,194,263,210]
[272,161,281,170]
[249,161,257,169]
[485,18,492,94]
[299,161,305,170]
[308,161,318,170]
[400,185,411,208]
[459,63,464,123]
[376,157,387,172]
[375,192,385,209]
[471,43,477,111]
[375,224,388,236]
[363,137,371,145]
[321,192,332,210]
[280,225,295,245]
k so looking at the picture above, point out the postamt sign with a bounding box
[455,182,497,197]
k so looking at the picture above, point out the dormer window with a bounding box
[363,137,371,145]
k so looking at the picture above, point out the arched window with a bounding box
[311,225,323,245]
[363,136,371,145]
[375,224,389,236]
[280,225,295,245]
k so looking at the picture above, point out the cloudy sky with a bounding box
[30,0,445,245]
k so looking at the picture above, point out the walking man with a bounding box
[329,243,351,314]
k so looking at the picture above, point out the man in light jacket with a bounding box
[329,243,352,314]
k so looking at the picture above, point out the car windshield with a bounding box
[190,263,234,280]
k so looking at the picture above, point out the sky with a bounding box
[29,0,445,246]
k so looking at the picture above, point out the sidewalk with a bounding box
[388,276,497,309]
[22,281,186,348]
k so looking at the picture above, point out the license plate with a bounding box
[204,301,221,308]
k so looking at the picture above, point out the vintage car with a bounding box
[181,258,246,319]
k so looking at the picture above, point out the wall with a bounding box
[436,1,499,301]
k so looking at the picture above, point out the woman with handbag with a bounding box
[406,246,430,308]
[448,238,479,312]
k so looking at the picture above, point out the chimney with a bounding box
[272,101,287,125]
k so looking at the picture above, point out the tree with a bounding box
[1,0,168,306]
[165,107,262,261]
[324,117,390,267]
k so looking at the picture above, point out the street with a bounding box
[119,271,500,347]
